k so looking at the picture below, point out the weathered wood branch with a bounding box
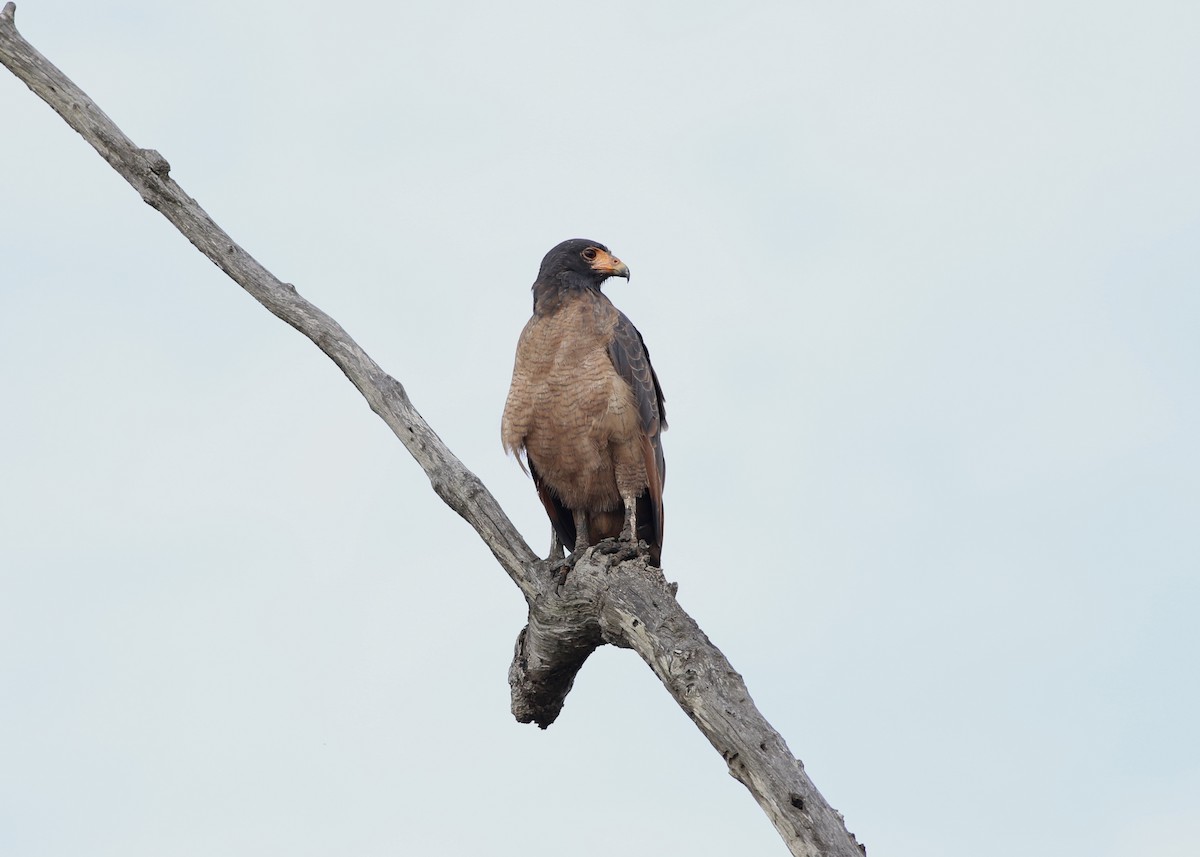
[514,549,864,853]
[1,5,864,855]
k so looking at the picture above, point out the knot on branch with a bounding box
[141,148,170,177]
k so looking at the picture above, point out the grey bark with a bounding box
[1,5,865,855]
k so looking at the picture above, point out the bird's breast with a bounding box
[503,297,641,509]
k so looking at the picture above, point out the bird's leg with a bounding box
[572,510,590,555]
[550,511,591,588]
[546,526,573,588]
[595,494,643,561]
[610,492,646,561]
[618,492,638,544]
[546,527,565,561]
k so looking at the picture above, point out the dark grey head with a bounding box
[535,238,630,288]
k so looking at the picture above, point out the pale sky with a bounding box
[2,2,1198,855]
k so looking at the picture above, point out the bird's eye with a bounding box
[581,248,598,262]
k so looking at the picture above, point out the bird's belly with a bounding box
[524,368,642,511]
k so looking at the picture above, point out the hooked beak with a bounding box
[590,248,630,281]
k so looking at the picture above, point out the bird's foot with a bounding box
[548,553,578,589]
[595,536,642,563]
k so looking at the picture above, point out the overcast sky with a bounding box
[2,2,1198,855]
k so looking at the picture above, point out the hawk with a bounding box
[502,239,666,565]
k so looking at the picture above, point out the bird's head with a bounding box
[536,238,630,289]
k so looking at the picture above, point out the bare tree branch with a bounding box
[1,5,864,855]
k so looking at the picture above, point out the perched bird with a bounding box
[502,238,667,566]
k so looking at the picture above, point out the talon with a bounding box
[550,554,577,589]
[594,537,640,562]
